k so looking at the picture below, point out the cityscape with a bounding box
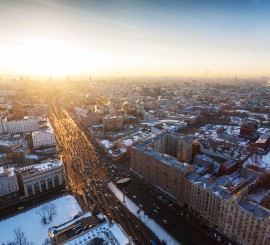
[0,1,270,245]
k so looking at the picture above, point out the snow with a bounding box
[64,220,132,245]
[100,139,113,149]
[248,189,268,204]
[108,182,180,245]
[19,160,62,174]
[0,195,82,244]
[25,154,40,160]
[244,150,270,171]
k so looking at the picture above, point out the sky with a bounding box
[0,0,270,78]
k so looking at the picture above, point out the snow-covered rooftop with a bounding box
[19,159,62,175]
[100,139,113,149]
[61,215,133,245]
[244,151,270,172]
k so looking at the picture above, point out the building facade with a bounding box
[218,198,270,245]
[146,132,193,162]
[32,130,56,149]
[0,167,19,206]
[17,160,65,197]
[103,115,124,132]
[3,116,39,133]
[130,132,194,205]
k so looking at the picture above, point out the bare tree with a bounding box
[13,228,26,245]
[37,206,48,224]
[46,203,57,222]
[42,238,51,245]
[37,203,57,224]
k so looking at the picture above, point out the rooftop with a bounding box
[49,212,133,245]
[18,159,62,175]
[0,167,16,178]
[239,199,270,219]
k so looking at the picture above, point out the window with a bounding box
[27,184,33,196]
[47,178,53,188]
[33,182,40,194]
[40,180,47,192]
[54,175,59,186]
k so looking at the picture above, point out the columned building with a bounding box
[16,160,65,197]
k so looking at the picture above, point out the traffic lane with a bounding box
[51,109,160,245]
[125,180,218,245]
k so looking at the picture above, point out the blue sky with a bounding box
[0,0,269,77]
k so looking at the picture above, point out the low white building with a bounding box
[32,130,56,149]
[1,116,39,133]
[17,160,65,197]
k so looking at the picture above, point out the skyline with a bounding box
[0,0,270,77]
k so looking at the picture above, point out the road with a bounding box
[49,94,160,245]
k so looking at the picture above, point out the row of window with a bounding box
[26,175,60,197]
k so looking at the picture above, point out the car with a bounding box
[154,209,159,214]
[115,206,118,211]
[133,195,137,199]
[18,206,24,211]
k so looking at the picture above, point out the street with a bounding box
[49,95,160,245]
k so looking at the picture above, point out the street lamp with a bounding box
[116,178,130,203]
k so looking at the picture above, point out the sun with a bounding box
[19,38,78,76]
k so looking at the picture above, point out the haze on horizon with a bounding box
[0,0,270,78]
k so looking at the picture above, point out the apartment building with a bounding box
[16,160,65,197]
[32,130,56,149]
[103,115,124,132]
[184,171,270,245]
[146,132,193,162]
[1,116,39,133]
[130,132,194,205]
[218,198,270,245]
[183,172,223,227]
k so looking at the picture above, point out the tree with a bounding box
[42,238,51,245]
[46,203,57,222]
[13,228,27,245]
[37,206,48,224]
[37,203,57,224]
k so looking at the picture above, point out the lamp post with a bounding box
[116,178,130,204]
